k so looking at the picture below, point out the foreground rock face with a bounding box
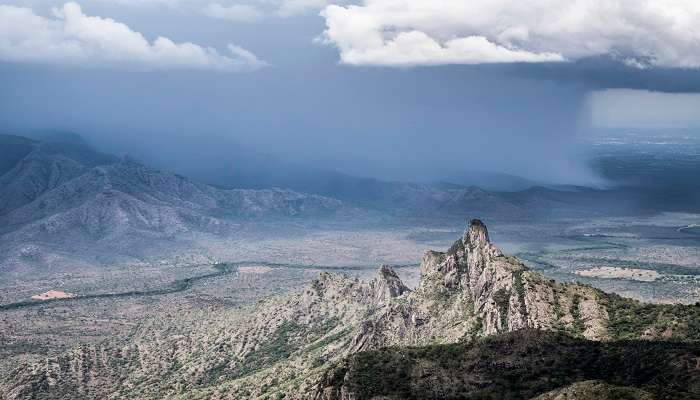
[2,220,699,400]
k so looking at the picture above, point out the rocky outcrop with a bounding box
[347,219,611,351]
[372,265,409,301]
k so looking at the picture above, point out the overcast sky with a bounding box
[1,1,699,184]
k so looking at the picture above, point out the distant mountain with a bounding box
[130,129,700,215]
[0,135,120,215]
[0,135,38,177]
[4,220,697,399]
[167,142,649,217]
[440,169,540,191]
[0,131,682,272]
[0,134,346,270]
[22,129,91,146]
[207,165,541,208]
[146,137,541,205]
[194,160,548,212]
[0,132,661,272]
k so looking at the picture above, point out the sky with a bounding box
[1,0,700,186]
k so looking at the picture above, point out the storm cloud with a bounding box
[1,0,699,191]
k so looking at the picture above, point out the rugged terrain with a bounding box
[0,134,346,272]
[2,220,698,399]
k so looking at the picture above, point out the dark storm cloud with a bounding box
[0,58,597,186]
[505,57,700,94]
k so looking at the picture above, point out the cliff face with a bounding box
[3,220,698,400]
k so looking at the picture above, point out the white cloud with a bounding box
[201,3,263,21]
[321,0,700,68]
[0,2,266,71]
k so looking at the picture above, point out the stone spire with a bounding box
[464,218,490,248]
[462,218,502,280]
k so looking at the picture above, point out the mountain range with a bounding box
[0,132,686,272]
[0,134,346,272]
[2,220,697,399]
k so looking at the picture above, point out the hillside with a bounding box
[316,330,699,400]
[2,220,698,399]
[0,134,346,271]
[0,135,38,177]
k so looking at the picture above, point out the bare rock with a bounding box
[372,265,409,301]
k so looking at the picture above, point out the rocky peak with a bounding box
[463,218,503,270]
[301,272,377,309]
[418,219,503,290]
[373,265,409,301]
[307,272,352,296]
[464,218,489,246]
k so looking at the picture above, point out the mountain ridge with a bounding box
[0,134,348,272]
